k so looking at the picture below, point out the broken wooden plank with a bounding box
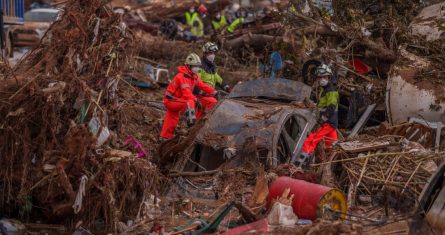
[348,104,377,139]
[169,169,221,177]
[109,149,133,158]
[338,140,390,153]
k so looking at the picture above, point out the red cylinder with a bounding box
[266,177,346,220]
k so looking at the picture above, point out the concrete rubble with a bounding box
[0,0,445,234]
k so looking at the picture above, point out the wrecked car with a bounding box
[170,79,317,173]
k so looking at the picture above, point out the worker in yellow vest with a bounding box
[199,42,231,92]
[188,4,206,37]
[226,6,245,34]
[184,6,198,26]
[211,12,227,31]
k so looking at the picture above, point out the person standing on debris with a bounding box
[160,53,218,140]
[296,64,339,166]
[200,42,231,93]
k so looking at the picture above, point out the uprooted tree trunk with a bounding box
[300,25,398,62]
[224,33,283,50]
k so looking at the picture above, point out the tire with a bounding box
[301,59,322,86]
[159,19,178,40]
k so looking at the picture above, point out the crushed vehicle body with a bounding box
[172,79,316,173]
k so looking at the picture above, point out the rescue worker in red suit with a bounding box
[296,64,339,167]
[160,53,218,140]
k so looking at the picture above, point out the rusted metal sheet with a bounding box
[387,68,445,125]
[409,2,445,41]
[229,79,312,102]
[379,121,435,148]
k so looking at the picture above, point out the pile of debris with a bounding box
[0,0,162,231]
[1,0,445,234]
[335,136,441,211]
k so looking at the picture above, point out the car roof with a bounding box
[228,79,312,102]
[29,8,60,13]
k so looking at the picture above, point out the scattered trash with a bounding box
[267,202,298,226]
[124,136,148,158]
[348,59,370,75]
[88,117,111,147]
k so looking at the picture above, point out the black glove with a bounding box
[193,87,205,96]
[220,82,231,93]
[195,100,202,112]
[223,85,231,92]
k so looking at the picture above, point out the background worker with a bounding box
[193,4,207,37]
[211,12,227,31]
[184,6,197,26]
[183,5,204,39]
[200,42,231,93]
[227,10,245,33]
[296,64,339,166]
[160,53,217,140]
[224,3,245,34]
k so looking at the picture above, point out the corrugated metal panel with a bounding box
[0,0,24,24]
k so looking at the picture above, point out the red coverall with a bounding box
[302,123,337,155]
[160,66,217,139]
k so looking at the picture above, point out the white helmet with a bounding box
[185,53,202,66]
[315,64,333,77]
[202,42,219,53]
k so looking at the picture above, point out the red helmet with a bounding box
[198,4,207,14]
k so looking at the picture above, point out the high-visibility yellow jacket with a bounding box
[190,17,204,37]
[185,11,198,26]
[317,82,339,128]
[212,16,227,30]
[227,17,244,33]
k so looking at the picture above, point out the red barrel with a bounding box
[266,177,347,220]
